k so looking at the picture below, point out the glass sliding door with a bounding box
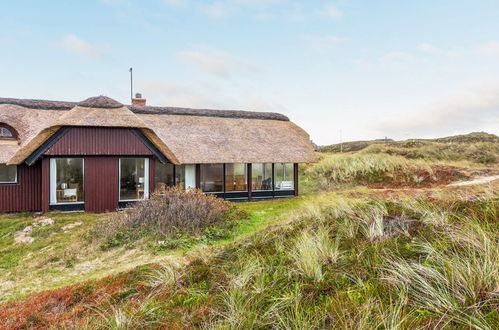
[50,158,84,204]
[251,163,272,191]
[119,158,149,201]
[225,163,247,192]
[274,163,294,190]
[200,164,223,193]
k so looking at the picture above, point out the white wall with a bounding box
[184,164,196,190]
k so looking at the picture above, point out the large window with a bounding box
[252,163,272,191]
[155,161,187,191]
[274,163,294,190]
[155,161,174,192]
[0,164,17,183]
[225,163,247,192]
[50,158,84,204]
[120,158,149,201]
[200,164,223,193]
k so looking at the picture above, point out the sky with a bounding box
[1,0,499,145]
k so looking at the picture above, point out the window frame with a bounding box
[50,158,85,205]
[118,157,150,202]
[0,164,18,184]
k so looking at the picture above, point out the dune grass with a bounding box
[306,153,436,189]
[0,145,498,328]
[360,141,499,164]
[2,181,497,329]
[320,132,499,164]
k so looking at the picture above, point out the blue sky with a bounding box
[1,0,499,144]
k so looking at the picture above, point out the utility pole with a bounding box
[129,67,133,102]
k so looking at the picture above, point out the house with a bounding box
[0,95,316,213]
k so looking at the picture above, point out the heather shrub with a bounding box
[97,186,245,247]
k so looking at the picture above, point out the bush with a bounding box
[97,186,245,246]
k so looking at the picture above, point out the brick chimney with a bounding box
[132,93,146,106]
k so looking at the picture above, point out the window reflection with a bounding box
[225,163,247,192]
[252,163,272,191]
[54,158,84,203]
[201,164,223,193]
[120,158,148,201]
[274,163,294,190]
[0,164,17,183]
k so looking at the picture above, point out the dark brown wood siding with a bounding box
[84,157,119,213]
[0,162,41,212]
[45,127,153,156]
[41,158,49,213]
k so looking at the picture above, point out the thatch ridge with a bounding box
[129,105,289,121]
[77,96,123,108]
[0,98,75,110]
[0,97,289,121]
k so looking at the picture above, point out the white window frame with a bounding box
[0,164,17,184]
[119,158,150,202]
[50,158,85,205]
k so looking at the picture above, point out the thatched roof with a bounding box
[0,96,316,165]
[0,97,289,121]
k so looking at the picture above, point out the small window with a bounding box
[0,124,17,140]
[0,164,17,183]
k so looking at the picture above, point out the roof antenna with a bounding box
[129,67,133,103]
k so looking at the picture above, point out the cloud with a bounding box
[178,49,260,77]
[303,34,345,52]
[379,51,415,71]
[139,79,286,111]
[319,4,342,20]
[370,82,499,137]
[162,0,188,6]
[201,1,234,18]
[418,43,441,54]
[417,42,459,57]
[59,35,104,59]
[476,41,499,56]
